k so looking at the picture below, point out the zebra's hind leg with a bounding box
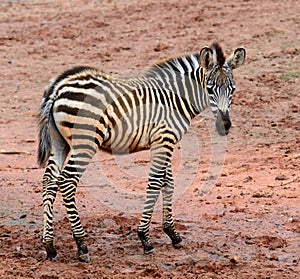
[162,168,183,248]
[58,149,96,262]
[138,184,161,254]
[42,169,59,260]
[42,136,69,260]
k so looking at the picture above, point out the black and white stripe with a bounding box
[38,43,245,261]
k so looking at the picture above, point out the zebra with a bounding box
[38,42,245,262]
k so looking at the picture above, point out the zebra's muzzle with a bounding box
[215,110,231,136]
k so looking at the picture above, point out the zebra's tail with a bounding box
[37,83,55,167]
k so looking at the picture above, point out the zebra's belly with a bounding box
[100,124,152,154]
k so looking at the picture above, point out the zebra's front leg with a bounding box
[138,152,169,254]
[162,169,183,248]
[58,172,89,262]
[42,170,59,260]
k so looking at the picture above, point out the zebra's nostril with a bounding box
[224,119,231,131]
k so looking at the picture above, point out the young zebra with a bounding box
[38,43,245,261]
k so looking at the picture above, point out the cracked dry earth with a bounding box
[0,0,299,278]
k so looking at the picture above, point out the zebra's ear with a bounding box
[227,47,246,69]
[199,47,214,70]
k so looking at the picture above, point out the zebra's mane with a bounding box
[144,43,226,78]
[210,42,225,67]
[144,53,200,78]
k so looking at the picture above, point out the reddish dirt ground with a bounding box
[0,0,299,278]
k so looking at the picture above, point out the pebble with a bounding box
[245,237,255,245]
[269,253,278,261]
[275,174,288,181]
[230,255,239,264]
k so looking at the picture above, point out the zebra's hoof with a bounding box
[144,245,156,254]
[163,225,183,248]
[78,252,90,263]
[44,241,58,260]
[141,240,156,254]
[173,239,184,249]
[171,234,183,248]
[48,253,60,261]
[138,230,155,254]
[75,237,89,262]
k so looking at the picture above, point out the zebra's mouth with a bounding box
[216,124,230,136]
[215,110,231,136]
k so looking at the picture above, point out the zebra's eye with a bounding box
[207,86,214,96]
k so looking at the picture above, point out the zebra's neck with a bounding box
[143,53,207,118]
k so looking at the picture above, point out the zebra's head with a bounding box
[199,43,246,136]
